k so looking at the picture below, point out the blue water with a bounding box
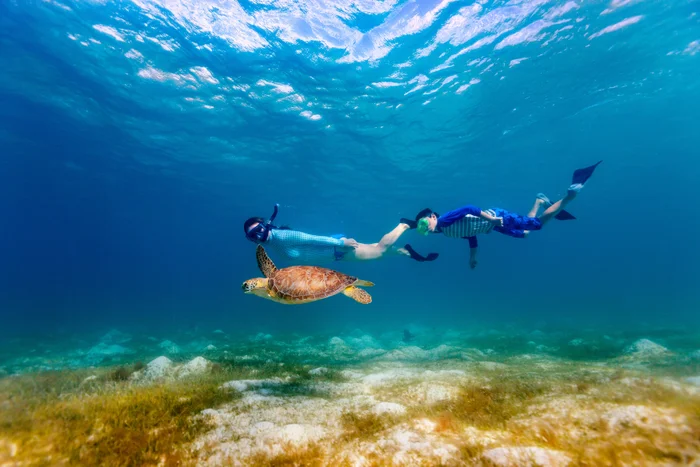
[1,0,699,340]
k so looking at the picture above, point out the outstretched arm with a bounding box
[478,210,503,226]
[467,236,479,269]
[439,205,503,228]
[438,205,483,227]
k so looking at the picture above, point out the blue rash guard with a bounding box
[263,228,347,264]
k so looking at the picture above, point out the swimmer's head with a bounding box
[244,204,281,243]
[415,208,439,235]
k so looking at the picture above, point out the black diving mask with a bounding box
[246,204,279,243]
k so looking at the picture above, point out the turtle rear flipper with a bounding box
[256,245,278,278]
[343,286,372,304]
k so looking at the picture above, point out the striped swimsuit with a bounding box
[440,209,497,239]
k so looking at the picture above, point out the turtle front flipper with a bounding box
[343,286,372,304]
[256,245,278,278]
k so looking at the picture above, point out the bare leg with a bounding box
[378,223,411,248]
[395,247,410,257]
[522,198,547,236]
[347,223,411,261]
[539,191,577,225]
[527,198,545,218]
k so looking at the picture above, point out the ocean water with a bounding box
[2,0,700,465]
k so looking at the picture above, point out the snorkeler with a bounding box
[403,161,602,269]
[243,205,438,264]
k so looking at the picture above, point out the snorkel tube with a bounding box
[266,203,280,228]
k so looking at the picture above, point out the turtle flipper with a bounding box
[355,280,374,287]
[256,245,278,278]
[343,286,372,304]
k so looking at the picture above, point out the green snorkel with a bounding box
[416,217,431,236]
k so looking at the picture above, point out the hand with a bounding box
[491,217,504,228]
[399,218,417,229]
[469,258,478,269]
[343,238,359,249]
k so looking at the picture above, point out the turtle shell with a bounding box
[269,266,357,302]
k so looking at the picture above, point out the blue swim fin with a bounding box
[330,234,346,239]
[571,160,602,186]
[554,210,576,221]
[405,244,439,262]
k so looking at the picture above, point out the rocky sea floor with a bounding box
[2,325,700,466]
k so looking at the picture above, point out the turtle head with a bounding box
[242,278,271,299]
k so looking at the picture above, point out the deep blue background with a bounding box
[1,0,699,337]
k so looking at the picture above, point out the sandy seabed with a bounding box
[1,326,699,466]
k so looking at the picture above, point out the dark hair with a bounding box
[244,217,264,234]
[415,208,437,222]
[277,225,292,230]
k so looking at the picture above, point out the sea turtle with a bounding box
[242,245,374,305]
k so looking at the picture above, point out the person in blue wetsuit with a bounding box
[404,161,601,269]
[243,205,438,265]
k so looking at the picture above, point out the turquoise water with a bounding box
[4,3,700,465]
[1,0,699,341]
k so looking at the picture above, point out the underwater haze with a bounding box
[2,1,700,336]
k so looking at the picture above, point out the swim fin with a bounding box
[405,244,439,262]
[554,209,576,221]
[400,218,417,229]
[571,160,602,186]
[425,252,439,261]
